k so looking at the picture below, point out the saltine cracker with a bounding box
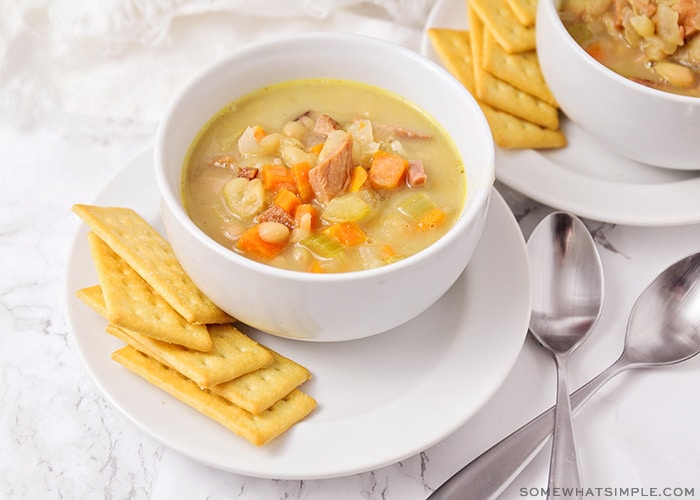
[72,204,233,325]
[470,0,536,53]
[470,7,559,130]
[112,346,317,446]
[106,323,274,388]
[212,349,312,415]
[483,31,558,107]
[87,232,213,352]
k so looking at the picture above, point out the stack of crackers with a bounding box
[72,204,316,446]
[428,0,567,150]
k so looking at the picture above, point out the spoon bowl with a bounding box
[622,253,700,367]
[528,212,604,354]
[428,251,700,500]
[527,212,604,497]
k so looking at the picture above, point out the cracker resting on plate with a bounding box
[427,1,567,150]
[72,204,316,445]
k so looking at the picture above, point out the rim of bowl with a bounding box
[154,32,495,284]
[541,0,700,105]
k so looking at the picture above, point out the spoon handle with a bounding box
[427,359,627,500]
[548,355,581,499]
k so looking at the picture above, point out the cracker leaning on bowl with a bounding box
[427,0,567,150]
[72,204,316,445]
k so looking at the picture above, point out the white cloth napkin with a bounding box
[0,0,436,140]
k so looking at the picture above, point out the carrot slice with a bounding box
[368,151,408,190]
[586,42,604,61]
[323,222,367,246]
[291,161,314,202]
[294,204,319,231]
[235,224,287,260]
[261,164,296,194]
[252,125,267,142]
[309,260,325,273]
[380,245,396,260]
[417,208,446,231]
[274,188,301,215]
[349,166,368,192]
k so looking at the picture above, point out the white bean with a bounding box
[280,143,317,167]
[282,120,309,140]
[257,222,290,244]
[257,133,282,155]
[654,61,695,88]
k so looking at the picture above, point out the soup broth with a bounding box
[560,0,700,97]
[182,79,467,273]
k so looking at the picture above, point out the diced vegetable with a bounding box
[389,139,409,157]
[585,42,603,61]
[322,193,371,223]
[379,245,397,261]
[318,130,350,163]
[301,232,344,258]
[348,119,380,164]
[274,188,301,215]
[261,164,297,194]
[349,166,368,192]
[222,177,265,220]
[417,208,446,231]
[294,204,319,232]
[397,192,436,221]
[238,125,267,155]
[291,161,314,202]
[566,22,593,45]
[629,15,654,38]
[323,222,367,246]
[236,223,288,260]
[369,151,408,190]
[309,260,325,273]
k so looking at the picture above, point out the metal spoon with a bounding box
[527,212,603,498]
[428,251,700,500]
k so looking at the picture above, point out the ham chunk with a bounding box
[372,122,433,142]
[407,160,428,187]
[313,114,342,137]
[308,130,354,203]
[258,205,294,229]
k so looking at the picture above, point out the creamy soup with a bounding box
[182,79,467,273]
[560,0,700,97]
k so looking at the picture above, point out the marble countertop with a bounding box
[2,2,700,499]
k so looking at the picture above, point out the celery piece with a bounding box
[301,232,345,258]
[322,193,371,223]
[566,23,592,44]
[397,192,435,221]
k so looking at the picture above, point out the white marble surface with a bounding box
[2,2,700,499]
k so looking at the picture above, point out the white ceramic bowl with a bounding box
[537,0,700,170]
[155,32,494,342]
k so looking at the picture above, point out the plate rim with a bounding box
[64,148,531,479]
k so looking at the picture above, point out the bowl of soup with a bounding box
[537,0,700,170]
[155,32,495,341]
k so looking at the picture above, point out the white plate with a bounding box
[64,149,531,479]
[422,0,700,227]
